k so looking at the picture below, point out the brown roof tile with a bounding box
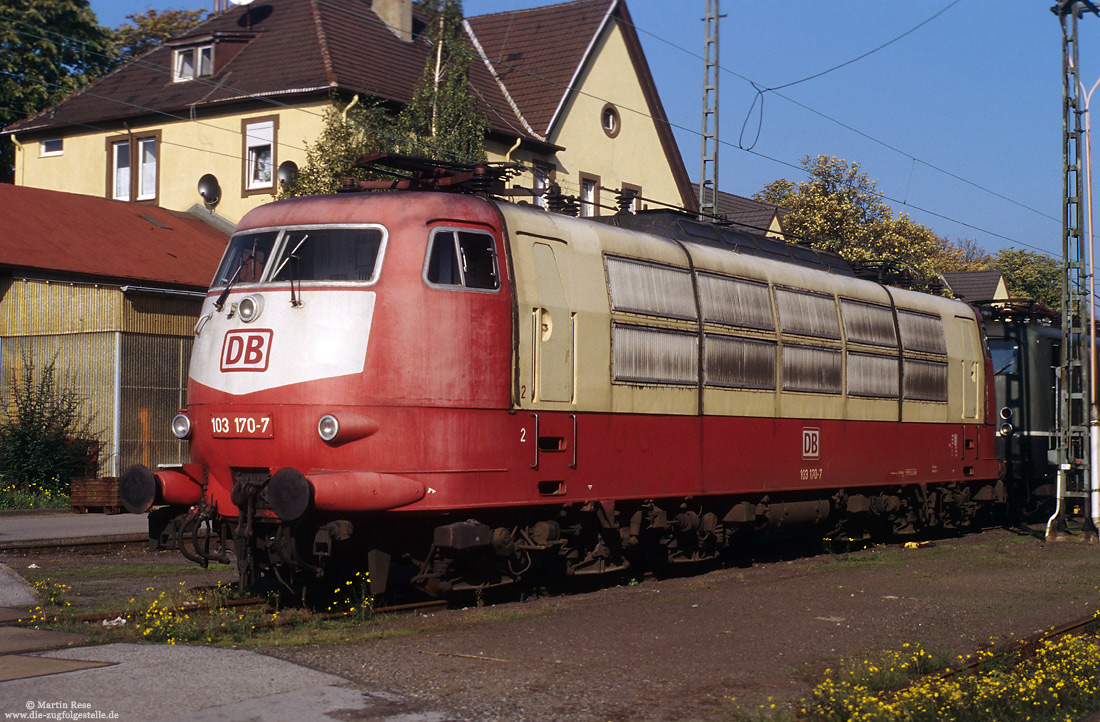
[6,0,691,201]
[0,185,228,289]
[7,0,531,142]
[942,270,1007,303]
[466,0,613,137]
[700,189,785,234]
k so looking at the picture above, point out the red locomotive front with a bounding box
[121,191,520,591]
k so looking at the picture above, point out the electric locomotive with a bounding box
[983,305,1069,520]
[121,158,1004,595]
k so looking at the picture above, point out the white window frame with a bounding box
[532,163,553,208]
[39,139,63,157]
[108,133,159,203]
[173,45,213,82]
[243,118,276,192]
[111,140,131,201]
[622,182,641,213]
[137,137,158,201]
[580,173,599,218]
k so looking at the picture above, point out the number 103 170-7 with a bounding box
[211,415,273,438]
[800,468,823,481]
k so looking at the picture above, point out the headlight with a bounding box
[318,414,339,442]
[238,294,264,323]
[171,412,192,439]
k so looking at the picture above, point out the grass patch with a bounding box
[17,566,544,650]
[724,625,1100,722]
[20,561,210,585]
[0,484,69,509]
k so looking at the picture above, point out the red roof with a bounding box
[0,185,228,289]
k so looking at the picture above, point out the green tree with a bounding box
[283,1,488,198]
[756,155,892,259]
[756,155,948,284]
[0,356,100,495]
[0,0,115,181]
[991,248,1061,310]
[933,237,993,273]
[278,100,395,198]
[395,0,488,162]
[111,8,206,61]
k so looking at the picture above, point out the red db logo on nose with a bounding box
[221,329,272,372]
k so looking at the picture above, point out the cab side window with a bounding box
[425,230,499,290]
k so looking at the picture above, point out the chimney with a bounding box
[373,0,413,43]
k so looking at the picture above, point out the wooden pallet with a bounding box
[70,477,122,515]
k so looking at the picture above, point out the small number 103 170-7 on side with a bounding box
[211,414,273,438]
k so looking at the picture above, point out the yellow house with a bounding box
[5,0,695,225]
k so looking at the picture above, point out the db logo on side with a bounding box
[221,329,272,372]
[802,427,820,459]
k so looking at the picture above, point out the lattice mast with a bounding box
[698,0,720,219]
[1049,0,1097,537]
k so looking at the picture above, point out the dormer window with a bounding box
[174,45,213,82]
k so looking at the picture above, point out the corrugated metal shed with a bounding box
[0,186,229,479]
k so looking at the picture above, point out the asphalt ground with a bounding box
[0,510,459,722]
[0,510,147,550]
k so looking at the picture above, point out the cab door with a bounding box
[531,242,575,403]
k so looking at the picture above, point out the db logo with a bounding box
[802,427,820,459]
[221,329,272,372]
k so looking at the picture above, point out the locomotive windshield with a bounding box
[212,226,385,288]
[271,228,384,283]
[989,339,1019,375]
[213,231,277,287]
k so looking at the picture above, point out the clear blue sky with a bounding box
[88,0,1098,259]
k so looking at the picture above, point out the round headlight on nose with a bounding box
[171,412,192,439]
[238,294,264,323]
[318,414,339,442]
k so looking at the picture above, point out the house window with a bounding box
[174,45,213,82]
[107,133,159,202]
[533,162,554,208]
[579,172,600,217]
[601,103,621,138]
[137,137,158,200]
[111,141,130,200]
[40,139,63,157]
[242,117,277,194]
[621,182,641,213]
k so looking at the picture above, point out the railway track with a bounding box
[0,536,148,554]
[3,593,449,630]
[927,611,1100,684]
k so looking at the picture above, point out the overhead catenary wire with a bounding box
[1,2,1057,255]
[621,3,1062,230]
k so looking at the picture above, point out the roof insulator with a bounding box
[615,187,637,215]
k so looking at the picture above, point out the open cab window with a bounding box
[424,229,500,291]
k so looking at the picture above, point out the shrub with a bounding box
[0,355,100,496]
